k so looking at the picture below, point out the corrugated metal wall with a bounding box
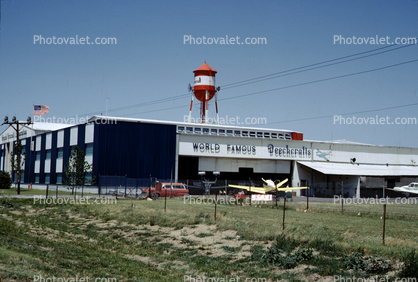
[94,121,176,180]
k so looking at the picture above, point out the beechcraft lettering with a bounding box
[267,144,311,158]
[193,143,220,153]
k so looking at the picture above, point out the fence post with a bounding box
[214,192,217,220]
[225,179,227,202]
[98,174,101,196]
[383,204,386,246]
[249,178,252,206]
[282,197,286,231]
[124,175,127,198]
[149,175,152,199]
[341,181,344,214]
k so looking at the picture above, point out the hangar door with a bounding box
[198,157,290,174]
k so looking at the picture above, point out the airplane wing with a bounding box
[276,186,309,192]
[228,184,308,194]
[228,185,271,194]
[275,179,289,189]
[385,188,418,195]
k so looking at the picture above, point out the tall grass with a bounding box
[1,197,417,281]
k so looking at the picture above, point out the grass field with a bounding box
[1,193,418,281]
[1,188,95,196]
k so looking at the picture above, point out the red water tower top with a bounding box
[193,61,217,76]
[193,62,217,102]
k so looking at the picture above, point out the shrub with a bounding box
[273,233,299,253]
[398,249,418,278]
[308,238,340,256]
[0,171,12,189]
[343,252,391,274]
[261,247,313,269]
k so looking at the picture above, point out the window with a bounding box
[271,133,278,138]
[56,173,63,184]
[226,130,233,136]
[84,173,93,185]
[85,143,93,156]
[219,129,226,135]
[35,174,40,183]
[186,127,193,133]
[242,131,248,137]
[249,131,256,137]
[194,127,202,134]
[264,132,270,138]
[70,146,76,157]
[57,148,63,159]
[45,150,51,160]
[203,128,209,134]
[285,133,292,140]
[177,126,185,133]
[45,173,50,184]
[257,132,263,138]
[36,152,41,161]
[211,128,218,135]
[234,130,240,136]
[278,133,284,139]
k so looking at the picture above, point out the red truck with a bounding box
[149,182,189,198]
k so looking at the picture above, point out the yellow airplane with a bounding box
[228,178,308,194]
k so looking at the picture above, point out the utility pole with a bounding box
[2,116,33,195]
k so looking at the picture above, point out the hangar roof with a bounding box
[87,115,300,133]
[298,161,418,176]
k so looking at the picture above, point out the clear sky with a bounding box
[1,0,417,147]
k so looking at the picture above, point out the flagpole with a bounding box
[29,102,35,188]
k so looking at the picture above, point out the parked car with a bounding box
[148,182,188,198]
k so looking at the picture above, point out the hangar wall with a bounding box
[198,157,290,174]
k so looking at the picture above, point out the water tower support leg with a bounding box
[204,90,208,124]
[188,94,194,123]
[215,92,219,124]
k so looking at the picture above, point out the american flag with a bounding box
[34,105,49,115]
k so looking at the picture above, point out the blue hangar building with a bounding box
[2,115,418,198]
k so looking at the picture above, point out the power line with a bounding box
[267,102,418,125]
[125,58,418,118]
[113,42,418,113]
[221,44,415,90]
[67,41,417,119]
[219,58,418,102]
